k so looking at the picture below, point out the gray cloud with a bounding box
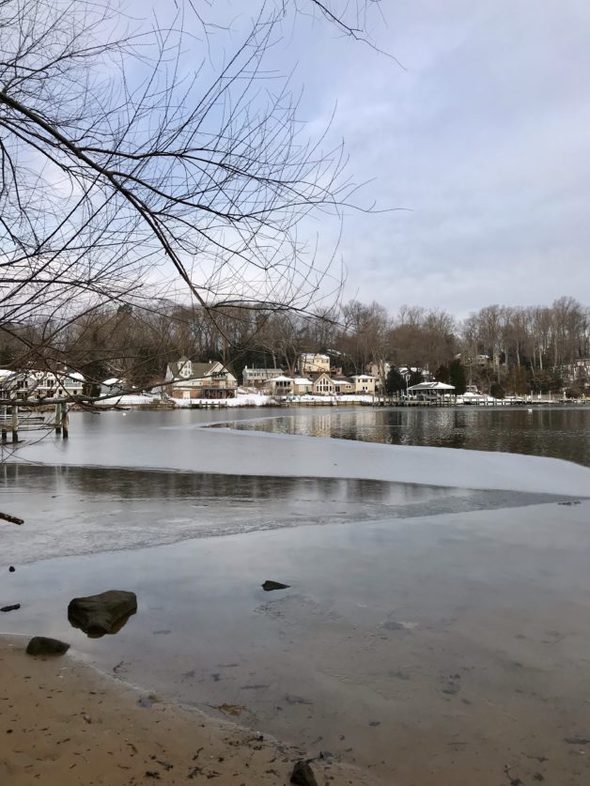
[290,0,590,315]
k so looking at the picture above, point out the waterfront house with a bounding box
[351,374,377,394]
[242,366,284,389]
[311,373,335,395]
[298,353,330,375]
[269,375,295,396]
[100,377,127,397]
[165,357,237,399]
[332,376,354,395]
[292,377,313,395]
[2,369,85,401]
[408,381,455,401]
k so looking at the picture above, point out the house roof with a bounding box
[272,375,294,382]
[408,381,455,391]
[312,372,333,381]
[168,359,226,380]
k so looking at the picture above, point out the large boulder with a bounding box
[68,590,137,638]
[26,636,70,656]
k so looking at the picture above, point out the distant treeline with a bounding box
[1,296,588,396]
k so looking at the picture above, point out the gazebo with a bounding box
[407,381,455,401]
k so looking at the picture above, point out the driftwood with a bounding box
[0,512,24,525]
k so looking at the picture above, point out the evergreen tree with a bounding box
[386,367,406,395]
[449,359,467,394]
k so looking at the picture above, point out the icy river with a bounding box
[2,406,590,785]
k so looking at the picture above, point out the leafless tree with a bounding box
[0,0,386,403]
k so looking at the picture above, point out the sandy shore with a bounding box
[0,636,376,786]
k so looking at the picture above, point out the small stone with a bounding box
[8,566,15,573]
[290,760,318,786]
[26,637,70,656]
[262,580,290,592]
[0,603,20,613]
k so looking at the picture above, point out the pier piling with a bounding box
[11,405,18,443]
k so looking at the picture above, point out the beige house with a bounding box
[332,376,354,394]
[351,374,376,394]
[165,357,237,399]
[312,373,335,395]
[298,353,330,375]
[292,377,313,395]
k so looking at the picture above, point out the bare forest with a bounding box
[1,294,588,397]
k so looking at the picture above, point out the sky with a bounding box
[288,0,590,317]
[133,1,590,317]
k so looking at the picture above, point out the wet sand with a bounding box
[0,636,376,786]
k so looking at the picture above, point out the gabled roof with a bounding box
[168,359,230,381]
[167,357,191,377]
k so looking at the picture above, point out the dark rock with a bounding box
[1,603,20,613]
[26,636,70,656]
[290,760,318,786]
[262,580,290,592]
[8,566,15,573]
[68,590,137,638]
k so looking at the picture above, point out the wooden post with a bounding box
[1,405,6,443]
[55,402,62,435]
[11,405,18,443]
[61,402,69,439]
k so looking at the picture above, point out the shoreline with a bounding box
[0,634,378,785]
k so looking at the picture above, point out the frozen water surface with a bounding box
[2,408,590,785]
[8,409,590,495]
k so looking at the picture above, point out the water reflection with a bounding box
[0,463,563,565]
[217,406,590,466]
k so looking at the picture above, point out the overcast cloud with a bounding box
[275,0,590,316]
[137,1,590,316]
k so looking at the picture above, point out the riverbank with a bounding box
[0,635,376,786]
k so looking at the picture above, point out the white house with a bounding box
[242,366,284,388]
[408,381,455,400]
[4,369,85,400]
[269,375,294,396]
